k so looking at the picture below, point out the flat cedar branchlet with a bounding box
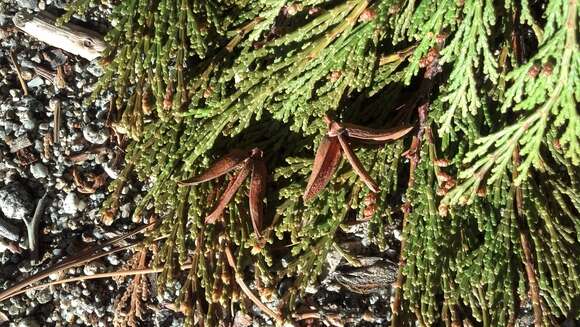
[59,0,578,325]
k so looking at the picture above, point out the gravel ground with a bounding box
[0,1,155,326]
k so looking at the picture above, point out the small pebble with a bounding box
[48,98,61,112]
[19,70,33,81]
[81,232,95,243]
[63,192,85,214]
[106,254,120,266]
[0,183,33,220]
[82,125,109,144]
[48,272,60,281]
[36,289,52,304]
[120,203,131,219]
[16,111,36,130]
[17,262,32,273]
[83,261,105,276]
[87,61,104,77]
[26,77,44,88]
[9,89,20,98]
[305,284,318,294]
[15,0,38,9]
[393,229,402,241]
[30,162,48,179]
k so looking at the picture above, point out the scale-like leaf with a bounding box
[303,136,342,202]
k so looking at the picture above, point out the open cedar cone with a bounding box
[303,115,413,202]
[178,148,267,237]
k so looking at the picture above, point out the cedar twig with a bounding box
[225,17,264,53]
[0,242,138,302]
[115,247,149,326]
[413,305,427,327]
[390,135,419,327]
[390,41,443,325]
[512,148,543,327]
[293,311,347,327]
[223,245,284,324]
[391,105,431,326]
[8,50,29,96]
[54,101,61,143]
[510,13,544,327]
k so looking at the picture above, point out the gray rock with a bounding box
[120,203,131,218]
[16,97,42,112]
[106,254,120,266]
[8,304,20,316]
[49,49,67,67]
[29,54,41,64]
[3,121,19,134]
[83,261,105,275]
[16,0,38,10]
[82,125,109,144]
[86,61,104,77]
[36,288,52,304]
[50,0,67,9]
[17,261,33,273]
[332,258,398,294]
[33,139,43,153]
[325,249,343,276]
[516,302,535,327]
[63,192,83,214]
[30,162,48,179]
[38,123,49,132]
[0,13,11,27]
[0,183,33,220]
[26,76,44,88]
[15,98,40,130]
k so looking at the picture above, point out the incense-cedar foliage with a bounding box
[62,0,578,325]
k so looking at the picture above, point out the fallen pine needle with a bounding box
[8,50,29,96]
[0,222,155,302]
[3,249,285,325]
[3,264,190,300]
